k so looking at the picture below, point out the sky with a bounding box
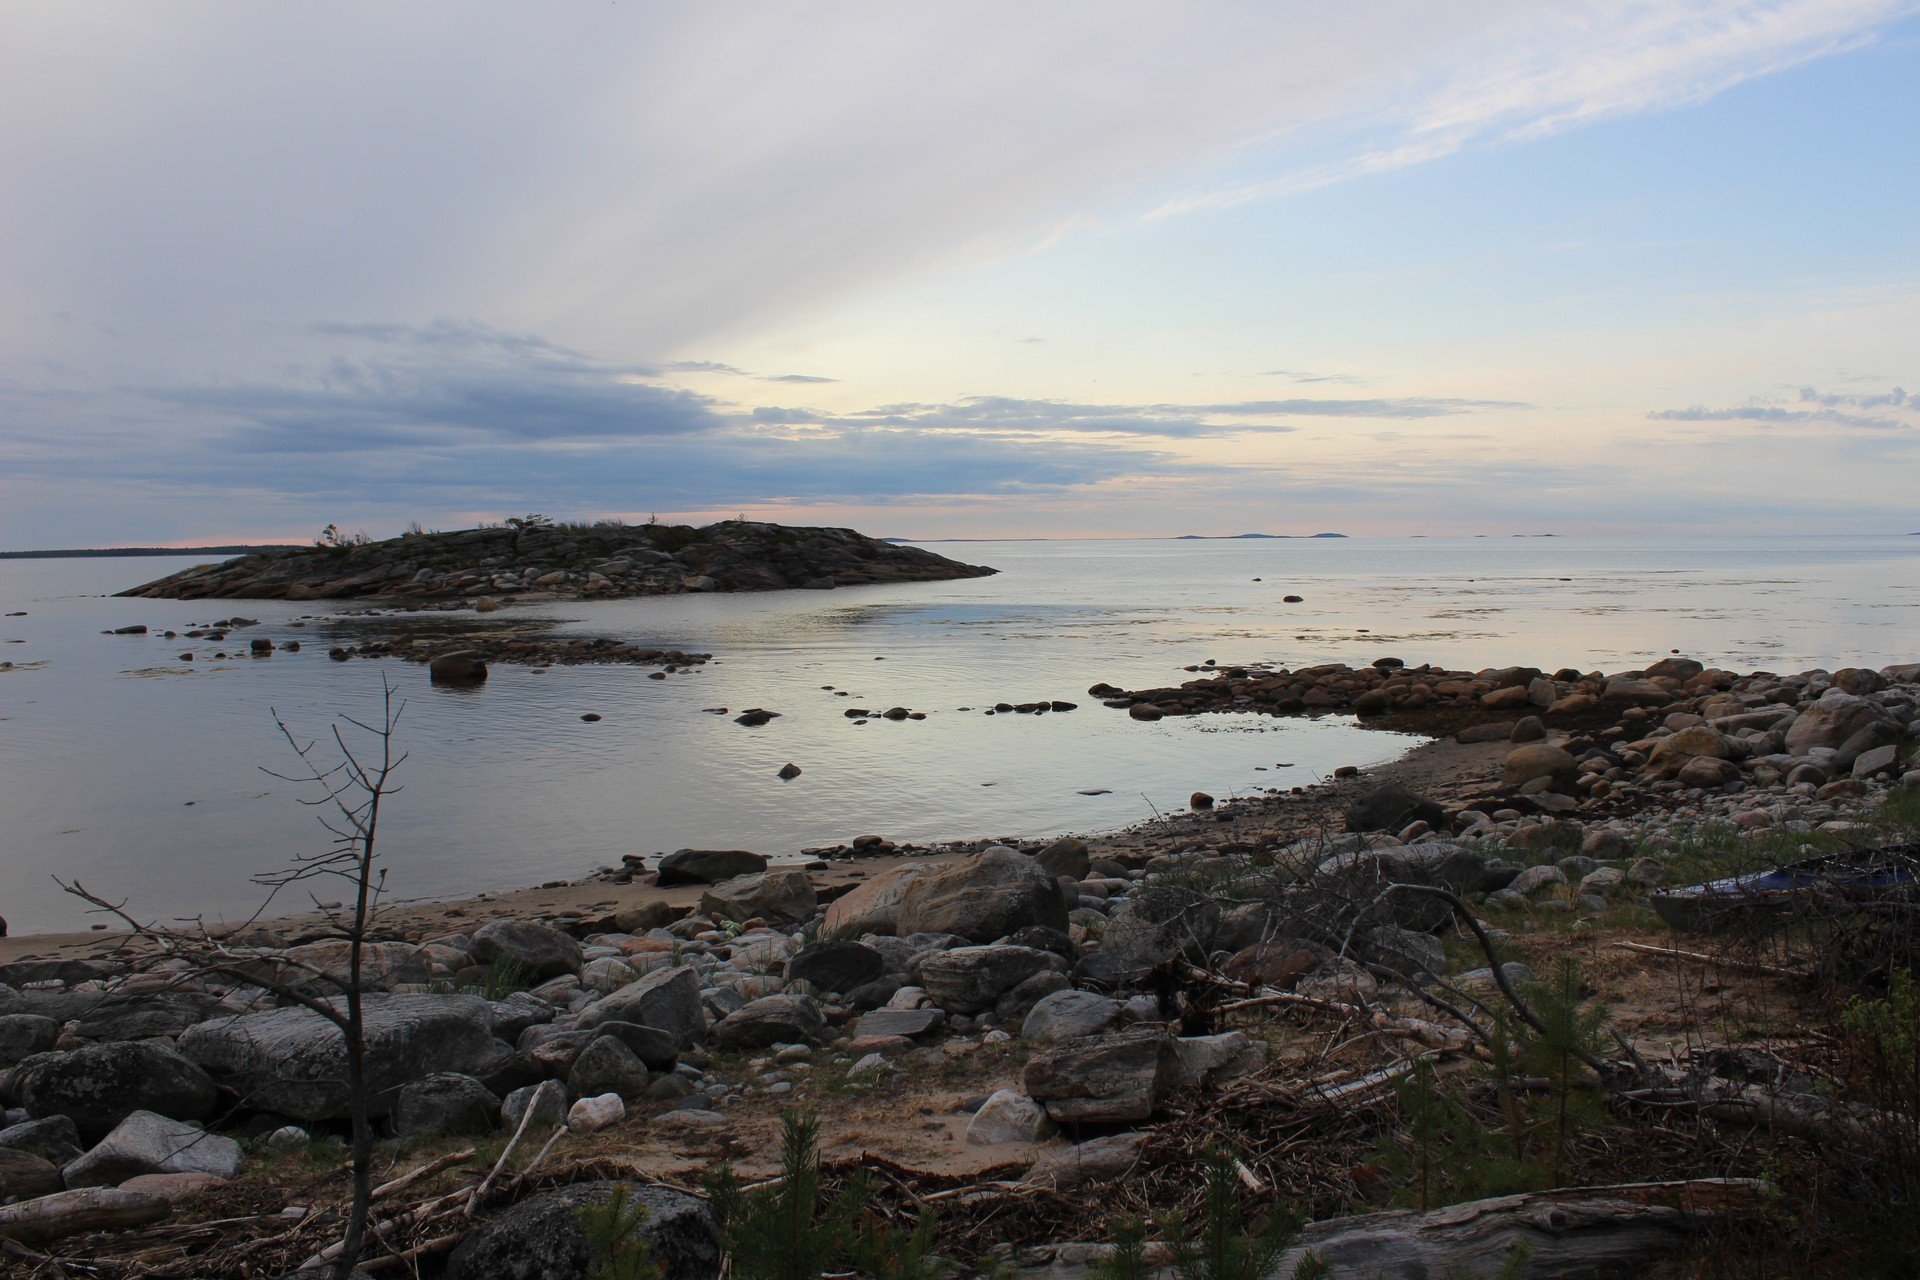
[2,1,1917,545]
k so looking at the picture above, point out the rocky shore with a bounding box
[114,519,996,603]
[1,654,1915,1277]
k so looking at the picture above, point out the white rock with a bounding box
[964,1089,1055,1145]
[566,1093,626,1133]
[63,1111,244,1188]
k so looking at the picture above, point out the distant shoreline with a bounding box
[0,545,299,560]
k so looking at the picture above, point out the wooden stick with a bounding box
[465,1105,541,1217]
[1612,941,1802,980]
[373,1148,476,1202]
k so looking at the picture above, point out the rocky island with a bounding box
[114,519,996,603]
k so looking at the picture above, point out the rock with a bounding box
[784,941,885,993]
[581,956,638,994]
[1022,1029,1174,1124]
[1128,703,1163,721]
[566,1094,626,1133]
[777,763,803,780]
[1507,865,1568,896]
[1785,692,1898,753]
[896,847,1069,942]
[713,995,828,1049]
[1170,1031,1263,1090]
[700,870,817,926]
[1854,744,1901,779]
[1456,722,1515,744]
[178,994,499,1122]
[1021,990,1123,1044]
[0,1014,59,1066]
[118,1171,229,1203]
[62,1112,243,1188]
[917,946,1056,1015]
[502,1079,570,1133]
[1190,791,1215,810]
[1364,926,1445,977]
[1677,756,1740,788]
[1646,726,1739,777]
[428,651,488,684]
[1021,1132,1148,1190]
[266,1125,309,1152]
[577,965,706,1047]
[851,1008,946,1040]
[1097,886,1221,976]
[1346,785,1447,834]
[1510,716,1547,743]
[4,1042,217,1141]
[392,1073,498,1139]
[821,867,924,937]
[613,901,678,934]
[1036,837,1091,881]
[1603,676,1671,706]
[966,1090,1055,1145]
[445,1180,719,1280]
[656,849,770,886]
[470,920,584,983]
[0,1115,84,1166]
[1503,743,1576,788]
[1626,857,1667,887]
[1220,941,1325,991]
[1580,829,1634,859]
[275,940,433,992]
[0,1146,62,1200]
[593,1022,685,1069]
[567,1036,653,1102]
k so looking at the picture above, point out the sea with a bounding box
[3,534,1917,934]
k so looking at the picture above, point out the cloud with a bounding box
[760,373,839,384]
[1260,369,1371,386]
[1650,384,1917,432]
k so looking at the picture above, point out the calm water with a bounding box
[3,535,1918,934]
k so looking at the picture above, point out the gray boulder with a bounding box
[784,941,884,993]
[0,1146,62,1200]
[712,995,827,1050]
[567,1036,653,1102]
[179,994,499,1122]
[62,1111,243,1188]
[1021,989,1123,1044]
[577,965,706,1047]
[1021,1132,1148,1190]
[656,849,769,886]
[1785,692,1899,753]
[501,1079,569,1133]
[1346,785,1446,834]
[895,847,1068,942]
[470,920,584,983]
[916,945,1055,1015]
[445,1180,719,1280]
[0,1014,58,1067]
[699,870,817,926]
[1036,838,1091,881]
[1097,886,1220,977]
[4,1041,217,1140]
[1022,1029,1174,1124]
[392,1073,498,1139]
[0,1114,85,1166]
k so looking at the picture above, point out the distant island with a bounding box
[0,544,299,560]
[115,519,995,602]
[1174,532,1348,540]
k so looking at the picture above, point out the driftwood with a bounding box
[0,1187,172,1244]
[1272,1178,1769,1279]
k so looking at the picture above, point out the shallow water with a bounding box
[2,535,1916,933]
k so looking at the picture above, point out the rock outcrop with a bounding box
[117,520,995,602]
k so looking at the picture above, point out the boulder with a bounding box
[1677,756,1740,789]
[0,1115,85,1166]
[895,847,1069,942]
[1346,785,1446,835]
[1021,1132,1148,1190]
[392,1073,498,1139]
[1646,726,1740,778]
[656,849,769,886]
[1170,1031,1264,1090]
[1502,744,1577,788]
[1036,837,1091,881]
[502,1079,569,1133]
[444,1180,720,1280]
[566,1036,653,1102]
[62,1111,243,1188]
[1220,941,1326,991]
[784,941,885,993]
[1020,990,1123,1044]
[712,995,828,1050]
[850,1008,945,1040]
[1603,676,1671,706]
[965,1089,1055,1145]
[577,965,706,1047]
[566,1094,625,1134]
[1022,1029,1174,1124]
[916,946,1055,1015]
[179,994,499,1122]
[821,866,925,936]
[0,1014,59,1067]
[700,870,817,926]
[274,941,432,992]
[470,920,584,983]
[591,1021,683,1069]
[428,651,488,685]
[1097,886,1220,976]
[4,1042,217,1141]
[1785,692,1899,754]
[0,1146,62,1200]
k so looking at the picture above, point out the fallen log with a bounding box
[1272,1178,1770,1279]
[0,1186,172,1245]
